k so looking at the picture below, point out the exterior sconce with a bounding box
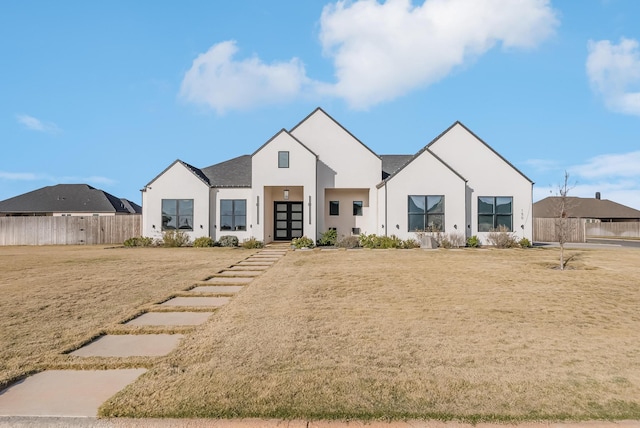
[283,189,289,200]
[200,225,203,229]
[521,224,525,229]
[381,224,384,228]
[152,225,156,229]
[467,224,471,229]
[454,224,457,229]
[396,224,399,229]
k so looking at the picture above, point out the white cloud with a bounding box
[586,38,640,116]
[179,40,312,114]
[16,114,61,134]
[0,171,40,181]
[0,172,116,187]
[570,150,640,179]
[319,0,559,109]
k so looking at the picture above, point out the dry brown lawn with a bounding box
[99,246,640,422]
[0,245,253,389]
[1,245,640,422]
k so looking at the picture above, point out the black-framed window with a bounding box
[478,196,512,232]
[408,195,444,232]
[278,151,289,168]
[353,201,363,216]
[329,201,339,216]
[220,199,247,231]
[162,199,193,231]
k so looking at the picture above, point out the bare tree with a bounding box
[555,171,575,270]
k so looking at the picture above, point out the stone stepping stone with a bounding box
[207,276,253,284]
[70,334,183,357]
[228,265,270,271]
[245,257,280,262]
[236,260,274,266]
[161,296,231,307]
[217,270,262,277]
[0,369,146,417]
[124,312,211,326]
[259,251,286,255]
[190,285,244,293]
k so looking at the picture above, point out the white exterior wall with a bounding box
[252,131,317,243]
[212,187,253,242]
[141,162,210,241]
[291,109,381,236]
[382,150,467,241]
[428,124,533,242]
[324,188,371,238]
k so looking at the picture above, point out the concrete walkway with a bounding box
[0,245,289,419]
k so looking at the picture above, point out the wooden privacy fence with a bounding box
[585,222,640,238]
[0,215,141,245]
[534,218,640,242]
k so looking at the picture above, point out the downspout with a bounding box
[384,182,388,237]
[314,156,318,241]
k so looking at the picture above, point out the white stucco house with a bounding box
[142,108,533,244]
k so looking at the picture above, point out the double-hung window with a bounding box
[220,199,247,231]
[162,199,193,231]
[408,195,444,232]
[478,196,512,232]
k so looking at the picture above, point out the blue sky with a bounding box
[2,0,640,209]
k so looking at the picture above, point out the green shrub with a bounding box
[218,235,239,247]
[359,234,403,249]
[242,237,264,249]
[193,237,214,248]
[123,236,154,247]
[402,238,420,249]
[161,230,191,247]
[486,226,519,248]
[318,229,338,246]
[292,236,314,249]
[466,235,481,248]
[336,235,360,249]
[519,237,532,248]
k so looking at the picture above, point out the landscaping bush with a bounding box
[292,236,314,249]
[401,238,420,249]
[123,236,154,247]
[317,229,338,246]
[336,235,360,249]
[447,232,466,248]
[519,237,532,248]
[359,234,403,249]
[466,235,481,248]
[193,237,215,248]
[486,226,519,248]
[218,235,239,247]
[161,230,191,247]
[242,237,264,249]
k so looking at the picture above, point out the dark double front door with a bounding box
[274,201,303,240]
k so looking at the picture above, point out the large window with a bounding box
[329,201,339,216]
[353,201,363,216]
[220,199,247,231]
[478,196,512,232]
[162,199,193,231]
[278,151,289,168]
[408,195,444,232]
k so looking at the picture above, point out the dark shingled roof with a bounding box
[0,184,138,214]
[381,155,413,179]
[201,155,252,187]
[534,196,640,220]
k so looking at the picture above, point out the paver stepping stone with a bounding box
[236,261,274,266]
[228,265,270,271]
[217,270,262,276]
[0,369,146,417]
[190,285,244,293]
[207,276,253,284]
[245,257,280,262]
[124,312,211,326]
[70,334,183,357]
[161,296,231,307]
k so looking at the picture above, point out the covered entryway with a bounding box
[274,201,303,240]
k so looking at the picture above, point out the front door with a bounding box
[274,201,303,240]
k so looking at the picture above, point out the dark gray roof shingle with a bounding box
[201,155,252,187]
[533,196,640,219]
[381,155,413,179]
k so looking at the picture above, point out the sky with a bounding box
[1,0,640,209]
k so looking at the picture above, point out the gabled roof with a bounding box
[533,196,640,219]
[252,128,318,158]
[381,155,414,179]
[201,155,252,188]
[289,107,381,160]
[0,184,137,214]
[145,159,211,188]
[120,199,142,214]
[427,121,534,184]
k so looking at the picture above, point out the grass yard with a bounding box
[0,245,253,390]
[1,245,639,422]
[100,246,640,422]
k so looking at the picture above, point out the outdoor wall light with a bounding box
[521,224,524,229]
[467,224,471,229]
[200,225,203,229]
[454,224,457,229]
[283,189,289,200]
[381,224,384,228]
[396,224,399,229]
[152,225,156,229]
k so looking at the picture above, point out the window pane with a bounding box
[291,221,302,229]
[292,203,303,212]
[276,212,287,220]
[277,221,287,228]
[408,214,424,231]
[179,199,193,215]
[478,197,495,214]
[427,196,444,214]
[428,214,444,232]
[235,215,246,230]
[496,197,512,214]
[276,230,287,237]
[220,216,233,230]
[178,216,193,230]
[329,201,339,216]
[496,215,512,231]
[220,200,233,216]
[478,215,494,232]
[162,199,177,215]
[234,200,246,215]
[278,151,289,168]
[291,212,302,220]
[353,201,363,216]
[162,214,176,230]
[408,196,425,214]
[291,230,303,238]
[276,203,287,212]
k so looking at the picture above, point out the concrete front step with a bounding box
[227,265,270,271]
[70,334,183,357]
[216,270,262,277]
[207,277,254,284]
[161,296,231,307]
[190,285,244,293]
[0,369,146,417]
[124,312,211,326]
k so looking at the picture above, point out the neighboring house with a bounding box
[533,194,640,222]
[0,184,141,217]
[142,108,533,244]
